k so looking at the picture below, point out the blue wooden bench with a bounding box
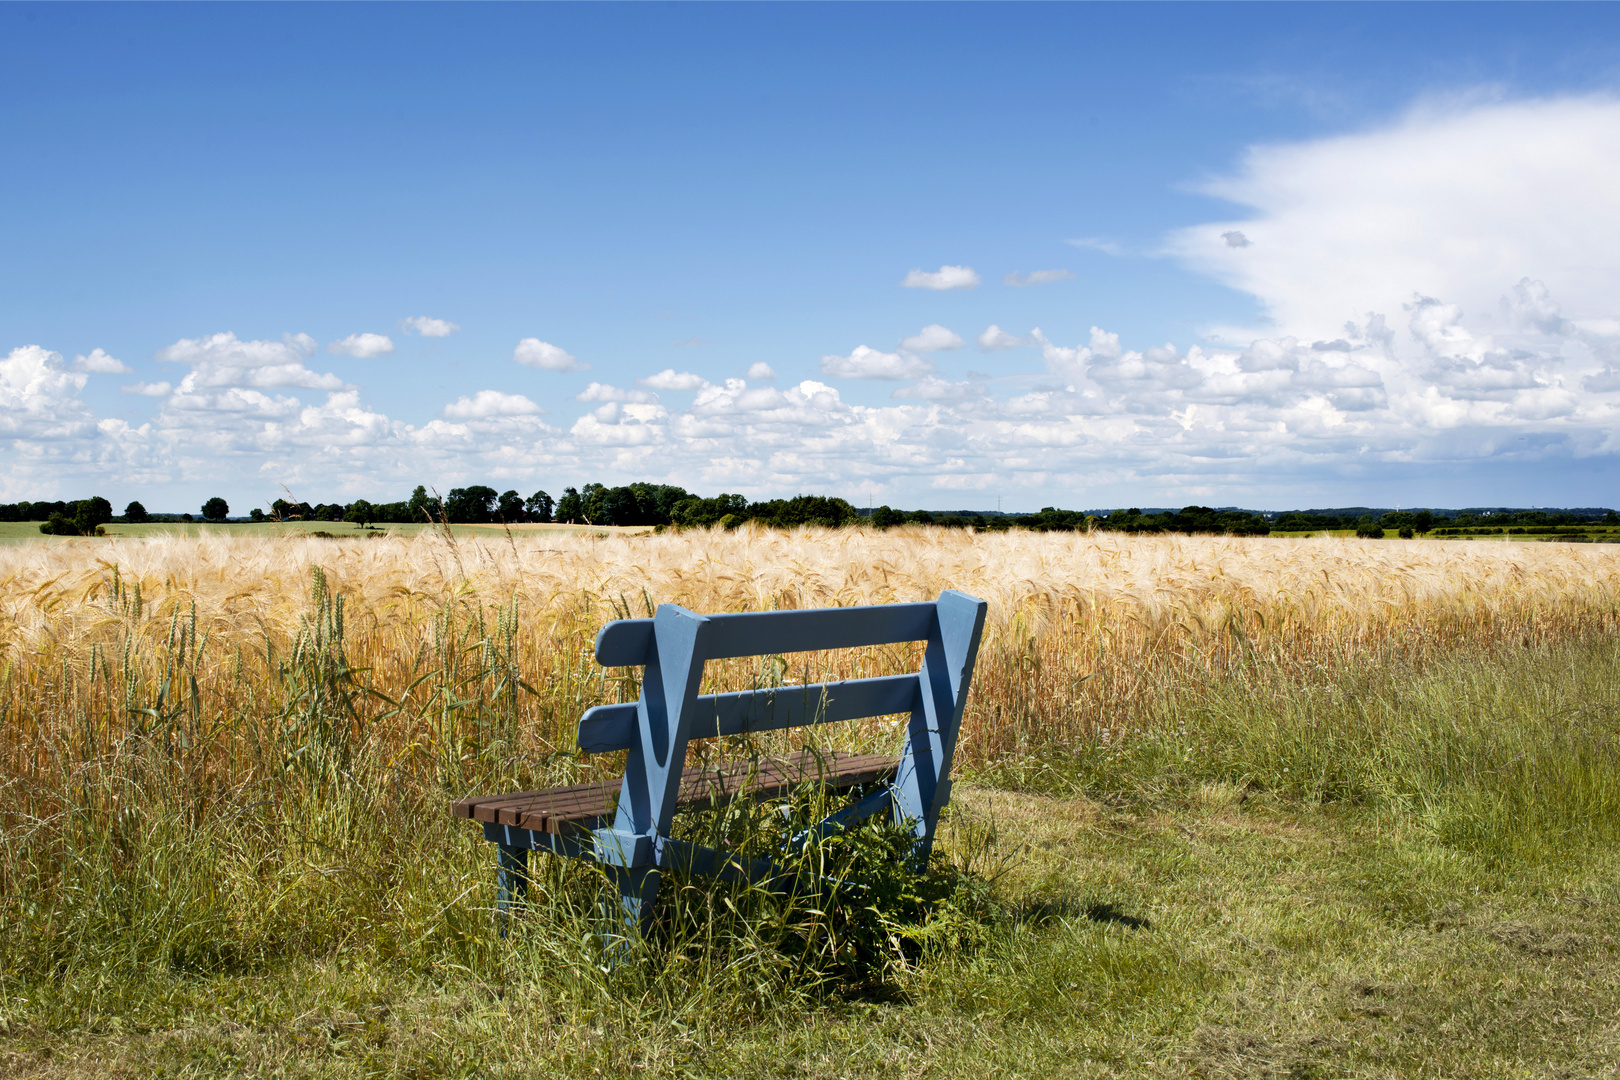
[451,589,988,929]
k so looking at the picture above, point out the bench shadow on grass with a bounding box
[1009,895,1152,930]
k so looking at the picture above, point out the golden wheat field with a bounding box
[3,525,1617,790]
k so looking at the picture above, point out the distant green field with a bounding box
[5,519,1615,544]
[0,520,646,543]
[1271,525,1620,542]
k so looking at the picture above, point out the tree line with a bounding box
[296,485,869,530]
[6,488,1614,538]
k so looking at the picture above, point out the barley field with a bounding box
[3,527,1619,1078]
[3,525,1615,775]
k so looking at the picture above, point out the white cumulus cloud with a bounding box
[638,368,707,391]
[156,332,346,391]
[977,325,1024,351]
[1,345,92,438]
[328,332,396,358]
[513,337,589,371]
[1168,95,1620,344]
[159,331,307,369]
[402,316,460,337]
[900,265,980,290]
[73,348,131,373]
[442,390,544,419]
[820,346,933,380]
[899,324,964,353]
[577,382,658,403]
[122,381,172,397]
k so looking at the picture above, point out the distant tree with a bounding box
[670,493,747,528]
[181,513,194,522]
[408,485,436,522]
[579,483,609,524]
[751,495,859,529]
[78,497,113,533]
[43,498,115,535]
[524,489,554,523]
[1398,526,1415,539]
[1354,516,1384,539]
[344,499,376,528]
[271,498,292,520]
[1413,510,1435,535]
[201,497,229,522]
[444,486,497,523]
[870,505,903,528]
[601,486,640,526]
[249,508,266,522]
[1606,509,1618,525]
[555,487,583,523]
[497,489,525,523]
[907,509,935,526]
[124,500,149,523]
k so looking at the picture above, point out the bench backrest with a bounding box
[580,589,987,853]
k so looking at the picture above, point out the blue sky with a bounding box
[6,3,1620,513]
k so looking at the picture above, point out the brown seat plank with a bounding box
[452,790,548,819]
[453,750,896,834]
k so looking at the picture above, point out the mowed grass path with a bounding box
[2,530,1617,1077]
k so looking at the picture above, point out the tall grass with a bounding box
[2,526,1618,1040]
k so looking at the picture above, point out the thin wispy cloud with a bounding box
[1003,269,1074,288]
[1066,237,1123,255]
[901,265,980,290]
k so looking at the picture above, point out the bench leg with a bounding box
[496,842,529,935]
[598,865,660,956]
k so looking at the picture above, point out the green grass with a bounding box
[3,638,1619,1077]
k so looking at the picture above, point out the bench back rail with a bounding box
[594,589,985,874]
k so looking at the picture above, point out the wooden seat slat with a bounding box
[450,791,545,818]
[455,750,896,833]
